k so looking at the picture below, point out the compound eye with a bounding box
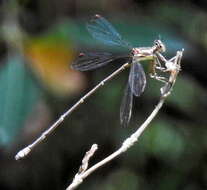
[154,40,158,46]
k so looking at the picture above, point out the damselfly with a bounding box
[15,15,174,160]
[72,15,166,127]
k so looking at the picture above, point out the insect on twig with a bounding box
[66,50,184,190]
[15,15,169,160]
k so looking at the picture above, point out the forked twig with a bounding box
[15,63,130,160]
[66,50,183,190]
[67,98,164,190]
[78,144,98,174]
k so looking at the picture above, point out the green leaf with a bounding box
[139,120,185,160]
[0,54,40,145]
[166,76,203,113]
[99,169,140,190]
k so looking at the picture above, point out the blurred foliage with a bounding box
[0,54,40,145]
[0,0,206,190]
[24,22,86,96]
[98,169,140,190]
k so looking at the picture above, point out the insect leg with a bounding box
[149,58,167,83]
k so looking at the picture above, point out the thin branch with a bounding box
[15,63,130,160]
[66,95,165,190]
[66,50,183,190]
[78,144,98,174]
[67,144,98,190]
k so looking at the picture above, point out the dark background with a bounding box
[0,0,207,189]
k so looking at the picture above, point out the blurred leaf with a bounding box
[139,120,185,161]
[157,171,183,190]
[0,54,40,145]
[24,21,86,96]
[99,169,140,190]
[153,3,207,49]
[165,76,201,112]
[95,79,124,113]
[146,74,206,116]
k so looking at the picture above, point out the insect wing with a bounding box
[120,83,133,127]
[72,52,116,71]
[86,15,132,49]
[129,62,146,97]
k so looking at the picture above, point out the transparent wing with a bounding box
[86,14,132,49]
[72,52,130,71]
[71,52,115,71]
[129,62,146,97]
[120,83,133,127]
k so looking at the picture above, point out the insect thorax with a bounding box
[132,47,155,62]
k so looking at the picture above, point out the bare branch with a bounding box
[66,95,165,190]
[78,144,98,174]
[67,144,98,190]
